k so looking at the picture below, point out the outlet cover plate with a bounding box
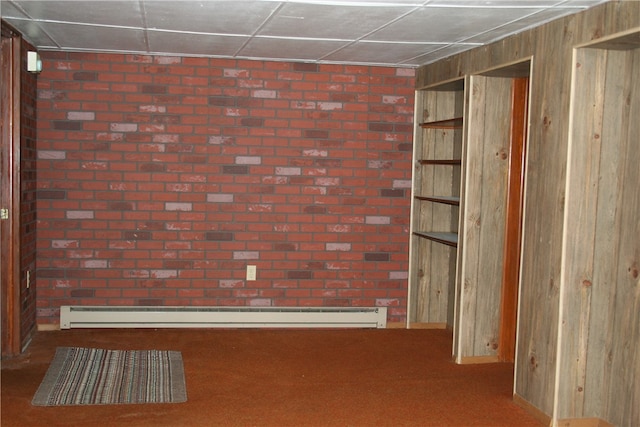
[246,265,256,281]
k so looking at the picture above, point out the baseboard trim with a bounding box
[408,322,447,329]
[37,323,60,331]
[557,417,614,427]
[458,355,500,364]
[386,322,406,329]
[513,393,551,426]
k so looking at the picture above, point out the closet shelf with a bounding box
[418,159,462,166]
[414,196,460,206]
[419,117,463,129]
[412,231,458,247]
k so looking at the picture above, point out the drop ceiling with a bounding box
[2,0,608,67]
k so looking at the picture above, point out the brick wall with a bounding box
[35,52,414,325]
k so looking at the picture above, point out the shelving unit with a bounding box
[407,78,466,328]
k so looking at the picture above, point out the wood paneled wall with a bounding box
[559,35,639,425]
[415,1,639,425]
[453,74,511,361]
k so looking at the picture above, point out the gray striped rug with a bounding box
[32,347,187,406]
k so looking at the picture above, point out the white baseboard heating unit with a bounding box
[60,306,387,329]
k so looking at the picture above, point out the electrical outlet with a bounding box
[246,265,257,281]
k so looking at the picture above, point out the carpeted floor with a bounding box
[1,328,544,427]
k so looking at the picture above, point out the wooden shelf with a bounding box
[419,117,463,129]
[409,80,465,327]
[414,195,460,206]
[412,231,458,247]
[418,159,461,166]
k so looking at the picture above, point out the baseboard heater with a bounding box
[60,306,387,329]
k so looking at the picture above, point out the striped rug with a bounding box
[32,347,187,406]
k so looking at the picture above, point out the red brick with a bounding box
[35,52,415,325]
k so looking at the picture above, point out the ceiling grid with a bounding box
[1,0,608,67]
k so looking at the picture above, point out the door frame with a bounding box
[498,77,529,362]
[1,29,22,357]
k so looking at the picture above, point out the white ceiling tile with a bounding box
[366,6,541,43]
[148,31,249,57]
[324,41,445,66]
[259,3,413,39]
[426,1,560,6]
[3,18,57,46]
[38,22,146,52]
[239,37,348,61]
[409,43,477,64]
[2,1,29,19]
[143,1,279,34]
[9,0,143,27]
[465,7,584,43]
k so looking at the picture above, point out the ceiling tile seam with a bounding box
[139,0,150,52]
[24,28,447,64]
[358,40,480,46]
[31,44,411,68]
[3,17,145,31]
[252,34,354,42]
[145,28,250,38]
[420,3,588,9]
[280,0,423,6]
[234,1,285,59]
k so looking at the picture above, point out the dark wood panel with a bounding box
[1,33,21,357]
[498,77,529,362]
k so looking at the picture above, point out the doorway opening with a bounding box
[480,62,530,363]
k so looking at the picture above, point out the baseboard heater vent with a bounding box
[60,306,387,329]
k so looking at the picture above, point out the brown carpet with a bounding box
[1,328,543,427]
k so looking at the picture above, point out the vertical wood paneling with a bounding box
[560,37,638,426]
[456,76,484,351]
[517,17,575,412]
[407,92,425,324]
[414,1,639,423]
[600,46,639,427]
[455,75,511,360]
[588,50,623,423]
[426,93,457,323]
[559,46,606,419]
[474,76,510,356]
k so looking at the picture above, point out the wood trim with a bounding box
[385,322,406,329]
[498,77,529,362]
[458,355,500,364]
[37,324,61,332]
[0,33,22,357]
[408,322,448,329]
[556,418,615,427]
[513,393,551,426]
